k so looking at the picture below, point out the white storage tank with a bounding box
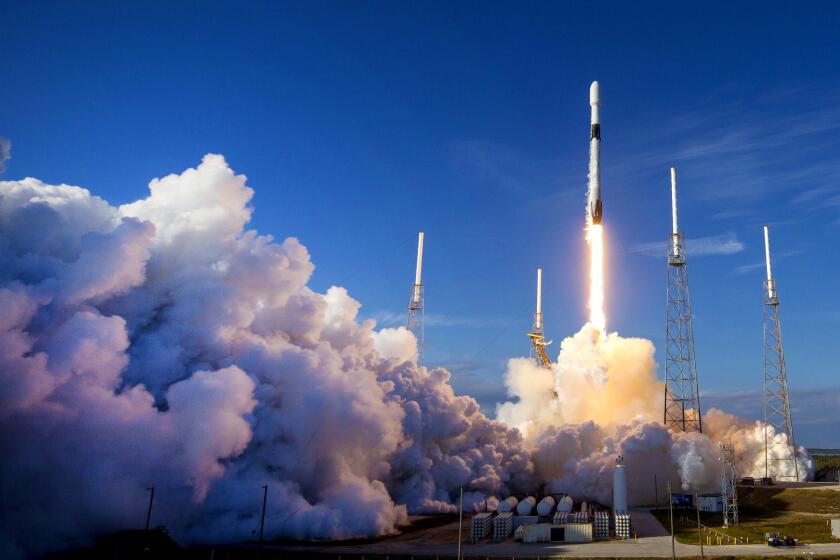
[536,496,555,516]
[516,496,537,515]
[613,455,628,514]
[482,495,500,512]
[497,496,519,513]
[556,495,574,513]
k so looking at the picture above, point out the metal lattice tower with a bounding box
[720,441,739,527]
[407,232,425,367]
[664,167,703,433]
[762,226,799,481]
[527,268,552,368]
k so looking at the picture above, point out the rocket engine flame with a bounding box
[587,223,606,333]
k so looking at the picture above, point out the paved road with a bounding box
[276,509,840,558]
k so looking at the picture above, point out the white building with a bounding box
[698,493,723,512]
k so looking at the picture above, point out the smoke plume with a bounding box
[0,155,812,558]
[496,322,813,502]
[0,156,532,557]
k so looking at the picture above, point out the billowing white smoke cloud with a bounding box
[497,322,814,504]
[0,156,532,557]
[0,155,812,558]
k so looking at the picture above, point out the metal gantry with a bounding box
[407,284,424,367]
[527,268,552,368]
[761,227,799,481]
[665,170,703,432]
[763,284,798,480]
[720,441,738,527]
[664,167,703,433]
[664,231,702,433]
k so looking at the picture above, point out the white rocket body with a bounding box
[613,456,628,514]
[588,81,602,225]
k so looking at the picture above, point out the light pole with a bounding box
[695,491,704,559]
[144,486,155,531]
[456,485,463,560]
[259,485,268,544]
[667,481,675,560]
[654,473,659,509]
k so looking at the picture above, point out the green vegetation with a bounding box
[738,486,840,515]
[652,485,840,546]
[811,448,840,477]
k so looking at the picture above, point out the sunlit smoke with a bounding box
[587,223,606,333]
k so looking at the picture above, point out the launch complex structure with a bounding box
[528,268,552,368]
[403,81,801,487]
[407,232,425,368]
[762,226,799,481]
[664,167,703,434]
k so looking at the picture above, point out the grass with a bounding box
[738,486,840,515]
[811,448,840,476]
[651,485,840,545]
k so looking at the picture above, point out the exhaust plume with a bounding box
[0,156,533,557]
[0,155,812,558]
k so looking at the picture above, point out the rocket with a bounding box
[588,81,602,225]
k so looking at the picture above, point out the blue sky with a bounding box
[2,1,838,446]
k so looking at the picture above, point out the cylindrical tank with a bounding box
[556,495,574,513]
[484,496,499,512]
[580,500,589,514]
[516,496,536,515]
[497,496,519,513]
[613,455,628,513]
[536,496,555,516]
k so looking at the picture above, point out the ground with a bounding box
[44,482,840,559]
[651,483,840,546]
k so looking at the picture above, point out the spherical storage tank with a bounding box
[516,496,536,515]
[613,455,628,513]
[497,496,519,513]
[536,496,555,516]
[556,495,574,513]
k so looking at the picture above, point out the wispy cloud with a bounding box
[629,233,744,258]
[619,88,840,223]
[449,138,580,202]
[732,248,802,275]
[0,137,10,174]
[367,310,518,329]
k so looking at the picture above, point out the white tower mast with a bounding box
[407,232,425,367]
[527,268,551,368]
[664,166,703,433]
[762,226,799,480]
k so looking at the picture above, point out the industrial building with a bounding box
[698,493,724,512]
[468,453,631,546]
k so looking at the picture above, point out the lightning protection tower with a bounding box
[407,232,425,367]
[762,226,799,481]
[720,441,739,527]
[664,167,703,433]
[527,268,552,368]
